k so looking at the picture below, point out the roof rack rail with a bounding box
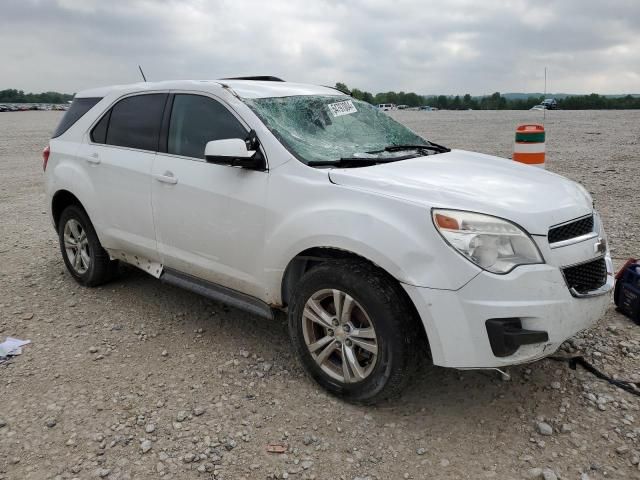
[220,76,285,82]
[324,85,351,95]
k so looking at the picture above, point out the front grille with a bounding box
[548,215,594,244]
[562,257,607,294]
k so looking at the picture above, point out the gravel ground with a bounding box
[1,110,639,480]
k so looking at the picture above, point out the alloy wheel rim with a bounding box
[63,219,90,274]
[302,289,378,383]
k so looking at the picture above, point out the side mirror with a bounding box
[204,133,266,171]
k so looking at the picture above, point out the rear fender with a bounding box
[46,140,101,238]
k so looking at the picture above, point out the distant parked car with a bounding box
[377,103,396,111]
[542,98,558,110]
[530,104,546,111]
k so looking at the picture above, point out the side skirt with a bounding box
[160,267,274,320]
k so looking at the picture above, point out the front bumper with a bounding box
[403,255,614,369]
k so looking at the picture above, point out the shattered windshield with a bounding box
[244,95,429,165]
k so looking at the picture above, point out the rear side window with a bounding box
[52,97,102,138]
[168,94,247,159]
[104,94,167,151]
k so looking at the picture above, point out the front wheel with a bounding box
[288,260,422,404]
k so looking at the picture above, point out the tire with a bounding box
[57,205,117,287]
[288,260,423,404]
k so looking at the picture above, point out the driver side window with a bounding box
[168,94,247,159]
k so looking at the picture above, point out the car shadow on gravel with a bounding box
[112,264,295,352]
[56,263,571,427]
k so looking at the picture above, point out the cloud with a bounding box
[1,0,638,94]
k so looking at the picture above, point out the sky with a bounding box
[1,0,639,95]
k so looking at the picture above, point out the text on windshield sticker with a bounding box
[327,100,357,117]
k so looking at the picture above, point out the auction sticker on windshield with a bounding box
[327,100,357,117]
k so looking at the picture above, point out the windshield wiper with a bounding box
[371,142,451,154]
[307,142,450,168]
[308,154,418,168]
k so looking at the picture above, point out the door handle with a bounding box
[86,153,100,164]
[153,172,178,185]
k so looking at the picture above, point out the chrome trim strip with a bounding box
[549,213,593,229]
[549,231,598,249]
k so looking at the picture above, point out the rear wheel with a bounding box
[288,260,422,403]
[58,205,117,287]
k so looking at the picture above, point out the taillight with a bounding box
[42,145,50,171]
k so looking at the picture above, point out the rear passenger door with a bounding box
[80,93,167,261]
[151,93,268,298]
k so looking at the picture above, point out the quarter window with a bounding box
[52,97,102,138]
[168,94,247,159]
[103,93,167,151]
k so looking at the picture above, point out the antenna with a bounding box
[543,66,547,122]
[138,65,147,82]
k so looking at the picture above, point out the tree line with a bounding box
[2,85,639,109]
[334,83,640,110]
[0,89,74,104]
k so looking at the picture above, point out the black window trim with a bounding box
[90,108,111,144]
[158,93,175,154]
[86,90,171,154]
[86,89,269,170]
[156,90,269,169]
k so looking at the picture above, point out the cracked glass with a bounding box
[244,95,428,165]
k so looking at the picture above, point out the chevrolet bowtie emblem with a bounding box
[594,237,607,255]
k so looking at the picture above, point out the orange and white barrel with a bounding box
[513,124,545,168]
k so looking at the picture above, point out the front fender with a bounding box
[261,169,480,303]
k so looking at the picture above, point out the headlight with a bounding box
[432,209,544,274]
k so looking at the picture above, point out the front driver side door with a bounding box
[151,93,268,298]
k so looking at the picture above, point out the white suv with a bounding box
[44,77,613,403]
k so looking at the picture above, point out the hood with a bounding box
[328,149,592,235]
